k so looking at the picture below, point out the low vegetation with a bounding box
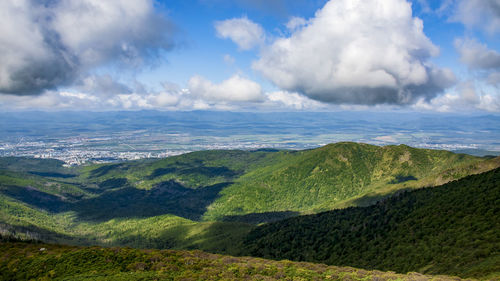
[0,241,474,281]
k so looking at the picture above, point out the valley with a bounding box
[0,142,499,279]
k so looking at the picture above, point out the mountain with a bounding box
[241,168,500,279]
[0,143,498,253]
[1,143,499,278]
[80,142,497,221]
[0,241,473,281]
[201,142,497,220]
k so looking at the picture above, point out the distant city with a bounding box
[1,111,499,166]
[0,133,297,166]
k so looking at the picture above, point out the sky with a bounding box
[0,0,499,113]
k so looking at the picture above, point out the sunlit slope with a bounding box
[203,142,494,220]
[0,156,254,253]
[0,143,498,254]
[2,143,497,224]
[0,241,472,281]
[241,168,500,279]
[0,192,252,255]
[79,149,291,189]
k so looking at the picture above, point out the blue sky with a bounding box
[0,0,499,112]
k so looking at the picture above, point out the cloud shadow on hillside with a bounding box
[72,180,230,222]
[0,185,67,213]
[221,211,300,225]
[349,188,414,207]
[148,165,241,180]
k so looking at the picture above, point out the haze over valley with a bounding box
[2,111,499,166]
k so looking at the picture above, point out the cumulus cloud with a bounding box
[452,0,500,33]
[488,72,500,86]
[266,90,325,110]
[0,0,174,96]
[253,0,455,105]
[413,81,500,112]
[76,75,132,96]
[0,90,101,110]
[455,38,500,88]
[188,74,265,102]
[285,17,307,32]
[1,74,272,111]
[455,39,500,70]
[215,16,265,50]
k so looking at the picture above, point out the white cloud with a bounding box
[215,16,265,50]
[152,92,180,107]
[253,0,455,105]
[455,39,500,70]
[266,91,325,110]
[285,17,307,32]
[455,38,500,89]
[0,90,101,110]
[413,81,500,112]
[0,0,174,96]
[477,93,500,112]
[0,75,268,111]
[188,74,265,102]
[488,72,500,86]
[452,0,500,34]
[76,75,132,96]
[114,94,150,109]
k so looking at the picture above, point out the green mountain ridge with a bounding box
[0,142,499,279]
[241,168,500,279]
[202,143,496,220]
[1,143,496,228]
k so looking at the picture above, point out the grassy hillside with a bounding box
[0,158,254,255]
[0,143,498,253]
[79,149,287,189]
[0,194,252,255]
[0,241,472,281]
[76,142,497,222]
[202,143,493,220]
[241,168,500,279]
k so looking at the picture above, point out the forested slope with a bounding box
[0,143,498,256]
[242,168,500,279]
[203,142,495,219]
